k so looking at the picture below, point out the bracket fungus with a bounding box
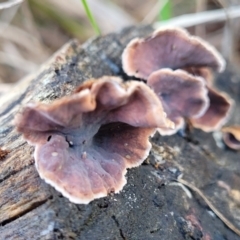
[15,76,174,204]
[122,27,233,135]
[147,69,209,135]
[183,67,213,86]
[184,68,233,132]
[221,126,240,150]
[122,27,225,80]
[190,87,233,132]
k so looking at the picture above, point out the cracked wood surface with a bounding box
[0,25,240,240]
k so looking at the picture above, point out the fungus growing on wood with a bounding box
[147,69,209,135]
[183,67,214,86]
[15,76,174,204]
[122,27,225,79]
[222,125,240,150]
[190,87,233,132]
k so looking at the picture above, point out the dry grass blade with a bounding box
[142,0,169,24]
[0,0,24,10]
[47,0,135,33]
[154,5,240,28]
[0,23,49,61]
[0,51,37,72]
[195,0,207,37]
[177,178,240,237]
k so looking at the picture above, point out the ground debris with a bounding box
[0,148,9,160]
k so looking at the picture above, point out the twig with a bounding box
[176,178,240,237]
[168,182,192,198]
[154,5,240,28]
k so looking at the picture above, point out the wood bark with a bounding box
[0,25,240,240]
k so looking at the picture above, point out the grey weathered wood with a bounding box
[0,25,240,240]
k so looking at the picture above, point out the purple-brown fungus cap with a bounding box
[147,69,209,135]
[15,76,174,204]
[122,27,225,79]
[183,67,214,86]
[190,87,233,132]
[222,125,240,150]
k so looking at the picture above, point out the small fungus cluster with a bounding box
[15,27,236,204]
[222,126,240,150]
[122,27,233,135]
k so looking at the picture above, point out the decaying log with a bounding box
[0,25,240,240]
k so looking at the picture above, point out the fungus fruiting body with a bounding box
[122,27,225,80]
[222,126,240,150]
[15,76,173,204]
[147,69,209,135]
[190,87,233,132]
[183,67,213,85]
[122,27,234,135]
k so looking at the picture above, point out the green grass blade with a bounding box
[81,0,101,35]
[158,0,172,21]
